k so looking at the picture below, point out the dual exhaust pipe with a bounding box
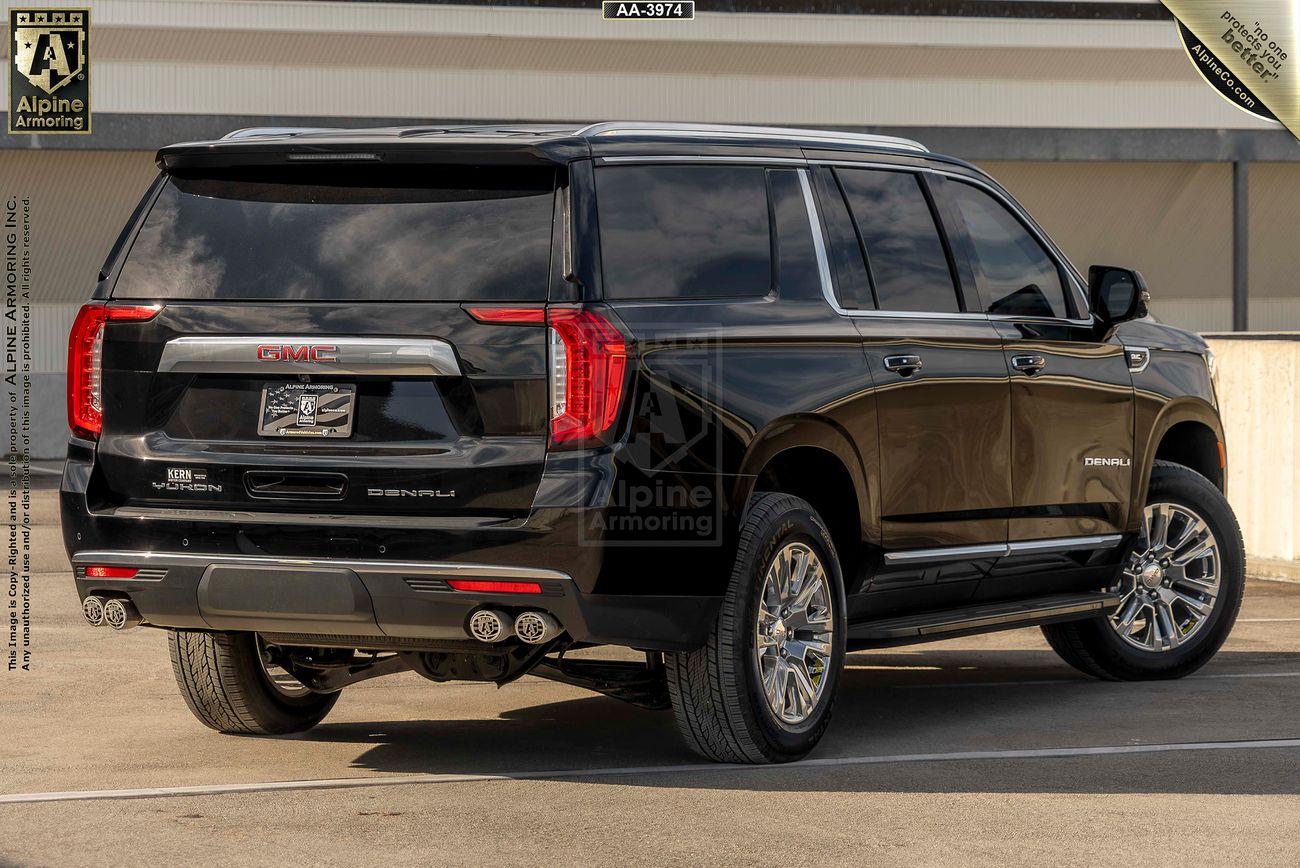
[81,595,142,631]
[468,609,562,645]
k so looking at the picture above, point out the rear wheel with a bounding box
[1042,461,1244,680]
[168,630,340,734]
[666,493,847,763]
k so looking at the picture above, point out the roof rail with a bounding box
[222,127,336,140]
[575,122,928,153]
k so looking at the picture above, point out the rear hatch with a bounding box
[92,162,557,518]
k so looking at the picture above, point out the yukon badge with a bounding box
[1084,457,1132,467]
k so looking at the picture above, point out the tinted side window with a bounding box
[813,168,873,309]
[948,181,1070,319]
[767,169,821,300]
[596,165,772,300]
[836,169,960,313]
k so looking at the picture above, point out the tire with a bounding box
[168,630,340,735]
[666,492,847,763]
[1042,460,1245,681]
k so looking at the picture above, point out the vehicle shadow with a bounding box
[298,648,1300,796]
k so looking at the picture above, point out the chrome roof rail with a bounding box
[222,127,336,140]
[575,122,928,153]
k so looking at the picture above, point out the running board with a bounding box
[848,592,1122,648]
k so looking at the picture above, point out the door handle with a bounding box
[1011,354,1047,375]
[883,354,923,377]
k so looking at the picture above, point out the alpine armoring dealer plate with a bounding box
[257,382,355,438]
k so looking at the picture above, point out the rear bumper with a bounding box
[70,550,720,651]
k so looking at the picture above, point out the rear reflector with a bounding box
[465,306,546,324]
[67,303,162,440]
[446,579,543,595]
[83,566,139,579]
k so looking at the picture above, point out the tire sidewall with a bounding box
[730,499,847,758]
[1090,466,1244,670]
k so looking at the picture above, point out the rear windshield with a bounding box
[112,165,555,302]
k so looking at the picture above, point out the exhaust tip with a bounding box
[102,597,142,631]
[467,609,512,643]
[82,595,106,627]
[514,611,561,645]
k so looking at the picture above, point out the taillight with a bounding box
[547,309,628,447]
[465,305,629,448]
[67,303,160,440]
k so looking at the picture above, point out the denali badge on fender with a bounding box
[1084,457,1133,466]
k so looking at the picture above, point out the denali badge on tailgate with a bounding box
[258,382,356,438]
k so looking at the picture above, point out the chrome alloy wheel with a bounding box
[256,636,313,698]
[755,542,835,726]
[1109,502,1221,652]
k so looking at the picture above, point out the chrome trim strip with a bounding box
[1007,534,1124,555]
[157,336,461,377]
[576,122,928,153]
[884,543,1010,564]
[72,550,571,581]
[797,169,840,314]
[884,533,1124,565]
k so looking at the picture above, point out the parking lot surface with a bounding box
[2,489,1298,866]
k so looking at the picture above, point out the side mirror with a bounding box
[1088,265,1150,327]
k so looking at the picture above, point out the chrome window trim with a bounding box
[796,167,990,323]
[157,336,462,377]
[598,155,1095,327]
[883,533,1124,565]
[72,550,572,581]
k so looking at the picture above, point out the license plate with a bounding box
[257,383,355,438]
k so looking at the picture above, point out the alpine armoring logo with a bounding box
[1176,20,1280,124]
[8,8,90,134]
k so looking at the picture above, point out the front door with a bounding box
[939,176,1135,543]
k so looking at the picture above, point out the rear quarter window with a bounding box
[595,165,772,300]
[112,165,555,302]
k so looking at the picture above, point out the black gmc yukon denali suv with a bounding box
[62,123,1243,763]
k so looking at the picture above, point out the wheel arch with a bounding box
[1133,398,1226,524]
[733,416,875,586]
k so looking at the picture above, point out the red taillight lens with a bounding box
[67,303,161,440]
[547,308,628,447]
[83,565,138,579]
[446,579,543,595]
[464,305,629,449]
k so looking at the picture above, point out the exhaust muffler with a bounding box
[102,597,143,631]
[514,611,562,645]
[467,609,513,643]
[81,595,107,627]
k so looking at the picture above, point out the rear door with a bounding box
[97,162,558,519]
[814,165,1013,552]
[937,175,1135,542]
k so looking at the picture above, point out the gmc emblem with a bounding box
[256,344,338,363]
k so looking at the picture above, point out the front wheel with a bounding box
[1043,461,1245,681]
[666,492,847,763]
[168,630,340,734]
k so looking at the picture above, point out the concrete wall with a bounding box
[1205,335,1300,562]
